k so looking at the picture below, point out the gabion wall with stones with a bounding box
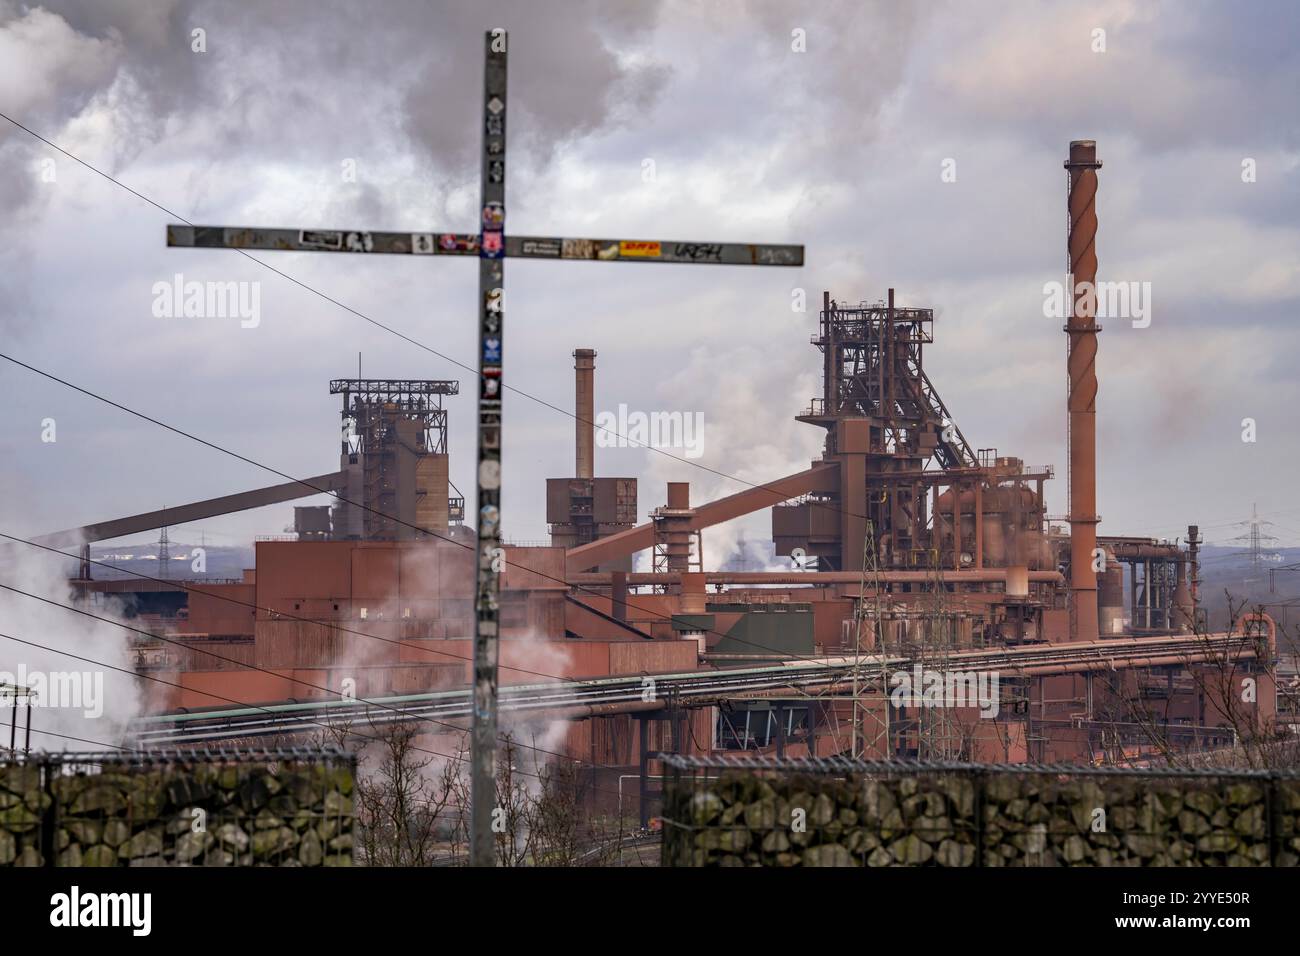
[0,750,355,867]
[659,757,1300,868]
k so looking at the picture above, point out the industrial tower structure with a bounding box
[773,291,1053,590]
[547,349,638,570]
[330,378,461,540]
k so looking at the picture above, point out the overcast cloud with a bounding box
[2,0,1298,566]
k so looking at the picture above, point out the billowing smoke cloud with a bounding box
[0,0,670,330]
[0,539,143,753]
[496,627,573,769]
[7,0,670,202]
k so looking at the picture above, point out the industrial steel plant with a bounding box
[1,4,1294,903]
[28,137,1273,820]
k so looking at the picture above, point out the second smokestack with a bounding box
[575,348,596,479]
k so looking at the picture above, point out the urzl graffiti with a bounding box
[671,242,723,262]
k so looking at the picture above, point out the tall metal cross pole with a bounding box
[165,30,803,866]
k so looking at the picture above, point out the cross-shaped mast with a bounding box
[166,29,804,866]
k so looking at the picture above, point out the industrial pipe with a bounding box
[1237,611,1277,657]
[568,569,1064,586]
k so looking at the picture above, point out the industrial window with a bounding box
[716,706,808,750]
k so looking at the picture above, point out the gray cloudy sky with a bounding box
[2,0,1298,565]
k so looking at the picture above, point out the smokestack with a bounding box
[1065,140,1102,643]
[1187,524,1202,623]
[574,348,596,479]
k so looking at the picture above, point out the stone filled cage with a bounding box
[0,746,355,867]
[659,754,1300,867]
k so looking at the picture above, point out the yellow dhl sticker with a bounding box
[618,240,661,257]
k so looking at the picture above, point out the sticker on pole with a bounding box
[300,230,343,250]
[619,240,661,258]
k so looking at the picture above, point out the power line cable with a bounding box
[0,583,635,792]
[0,351,888,675]
[0,109,876,525]
[0,623,584,794]
[1,527,739,792]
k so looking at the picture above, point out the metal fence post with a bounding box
[40,754,56,868]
